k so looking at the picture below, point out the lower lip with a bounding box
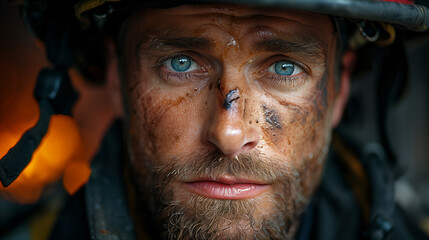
[184,181,270,200]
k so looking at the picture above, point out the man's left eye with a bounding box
[165,55,199,72]
[268,61,302,76]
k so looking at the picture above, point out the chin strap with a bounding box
[362,143,395,240]
[0,67,78,187]
[0,10,77,187]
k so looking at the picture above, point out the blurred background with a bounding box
[0,1,119,239]
[0,0,428,238]
[388,20,429,233]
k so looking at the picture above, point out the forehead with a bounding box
[129,4,334,45]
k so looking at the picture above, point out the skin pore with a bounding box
[118,3,348,240]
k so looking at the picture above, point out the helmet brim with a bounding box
[151,0,429,32]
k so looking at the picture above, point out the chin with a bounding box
[156,193,301,240]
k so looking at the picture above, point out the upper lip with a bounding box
[185,175,269,185]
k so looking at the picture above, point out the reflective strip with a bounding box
[379,0,414,4]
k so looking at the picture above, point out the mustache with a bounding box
[154,150,292,185]
[151,150,301,240]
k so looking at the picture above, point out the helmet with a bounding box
[1,0,428,201]
[198,0,428,31]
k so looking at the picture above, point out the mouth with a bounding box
[184,175,271,200]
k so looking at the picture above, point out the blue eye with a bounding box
[168,55,195,72]
[268,61,302,76]
[275,61,294,75]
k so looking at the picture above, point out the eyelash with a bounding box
[152,53,194,70]
[263,73,303,88]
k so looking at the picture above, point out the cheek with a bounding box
[128,84,207,164]
[262,103,328,198]
[260,76,331,158]
[260,102,327,159]
[259,81,333,195]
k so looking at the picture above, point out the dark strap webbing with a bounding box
[0,67,77,187]
[0,100,53,187]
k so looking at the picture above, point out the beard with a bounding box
[130,149,324,240]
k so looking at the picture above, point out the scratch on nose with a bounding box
[223,88,240,110]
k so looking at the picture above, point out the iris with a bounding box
[171,56,192,72]
[274,61,295,76]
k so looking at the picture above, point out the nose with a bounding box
[206,88,259,156]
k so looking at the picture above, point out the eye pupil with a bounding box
[171,56,191,72]
[274,61,294,76]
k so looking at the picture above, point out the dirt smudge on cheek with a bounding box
[278,100,310,127]
[259,104,284,148]
[313,71,328,121]
[133,87,201,155]
[273,100,327,195]
[261,98,321,156]
[132,94,160,155]
[262,104,282,129]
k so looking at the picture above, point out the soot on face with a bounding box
[262,104,282,129]
[313,72,328,121]
[222,88,240,110]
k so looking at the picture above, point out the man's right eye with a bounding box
[165,55,199,72]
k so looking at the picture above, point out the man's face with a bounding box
[122,4,340,239]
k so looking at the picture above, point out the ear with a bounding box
[331,50,356,128]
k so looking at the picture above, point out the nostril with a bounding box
[242,141,258,152]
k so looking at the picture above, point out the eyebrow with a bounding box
[139,36,215,55]
[252,38,326,62]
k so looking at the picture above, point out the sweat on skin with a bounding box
[106,3,351,240]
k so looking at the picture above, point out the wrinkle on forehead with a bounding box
[139,36,215,56]
[135,3,334,36]
[146,3,329,25]
[132,10,333,61]
[133,9,333,64]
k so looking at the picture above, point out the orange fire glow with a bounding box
[1,2,120,204]
[0,115,91,204]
